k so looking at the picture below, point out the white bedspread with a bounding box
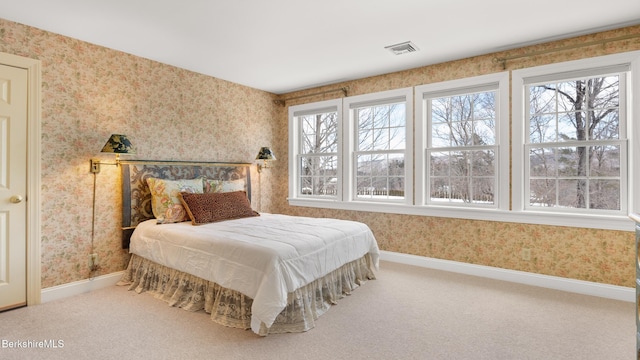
[129,213,380,333]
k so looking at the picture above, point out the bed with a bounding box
[117,160,380,336]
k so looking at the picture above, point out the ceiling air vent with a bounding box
[385,41,419,55]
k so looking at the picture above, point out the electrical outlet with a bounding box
[89,253,98,270]
[521,248,531,261]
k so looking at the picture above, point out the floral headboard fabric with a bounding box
[120,160,252,248]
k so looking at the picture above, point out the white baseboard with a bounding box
[39,254,635,304]
[380,251,635,303]
[40,271,125,304]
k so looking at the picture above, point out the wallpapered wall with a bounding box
[0,18,282,288]
[0,17,638,289]
[272,26,640,287]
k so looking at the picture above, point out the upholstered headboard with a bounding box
[120,160,252,248]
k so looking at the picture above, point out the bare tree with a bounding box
[530,75,620,209]
[430,92,496,203]
[355,104,405,198]
[301,112,338,195]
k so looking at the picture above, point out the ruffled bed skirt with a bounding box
[117,254,376,336]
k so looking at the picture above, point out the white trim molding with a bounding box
[40,254,634,304]
[380,250,634,302]
[40,271,125,304]
[0,52,42,306]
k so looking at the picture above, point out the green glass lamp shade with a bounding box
[256,147,276,160]
[101,134,135,154]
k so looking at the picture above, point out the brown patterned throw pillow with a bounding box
[179,191,259,225]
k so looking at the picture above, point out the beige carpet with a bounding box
[0,261,634,360]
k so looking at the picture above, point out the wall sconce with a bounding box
[88,134,135,274]
[90,134,136,173]
[256,147,276,173]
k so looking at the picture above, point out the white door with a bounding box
[0,64,28,311]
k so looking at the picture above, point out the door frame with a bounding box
[0,52,42,305]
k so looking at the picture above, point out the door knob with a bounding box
[10,195,23,203]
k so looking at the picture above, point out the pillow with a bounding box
[203,178,246,193]
[146,178,204,224]
[179,191,259,225]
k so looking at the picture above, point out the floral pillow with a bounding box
[146,177,204,224]
[179,191,259,225]
[203,178,246,193]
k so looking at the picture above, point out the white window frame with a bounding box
[415,72,510,213]
[288,89,413,212]
[512,51,640,231]
[343,88,414,207]
[288,99,343,203]
[287,53,638,231]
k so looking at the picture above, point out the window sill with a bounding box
[287,198,634,232]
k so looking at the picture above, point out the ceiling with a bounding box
[1,0,640,94]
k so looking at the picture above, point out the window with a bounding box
[345,88,413,204]
[526,74,625,212]
[513,52,639,227]
[289,99,341,200]
[289,88,413,210]
[415,73,510,210]
[287,52,638,231]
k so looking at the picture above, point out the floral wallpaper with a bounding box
[0,18,280,288]
[0,16,638,289]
